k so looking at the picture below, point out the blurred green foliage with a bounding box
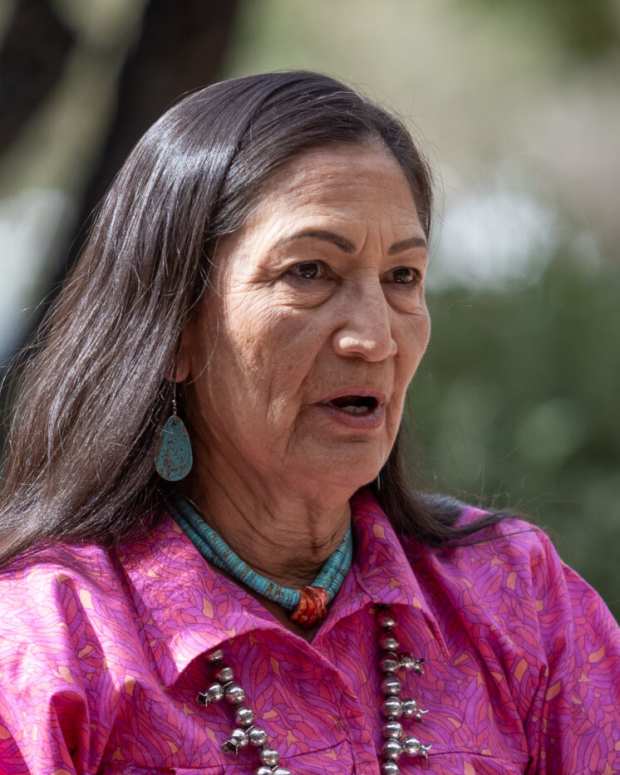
[410,255,620,618]
[470,0,620,62]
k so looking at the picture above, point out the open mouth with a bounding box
[324,395,380,415]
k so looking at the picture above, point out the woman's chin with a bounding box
[288,456,383,498]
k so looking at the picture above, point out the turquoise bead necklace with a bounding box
[170,494,353,625]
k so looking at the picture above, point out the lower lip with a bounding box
[313,403,386,430]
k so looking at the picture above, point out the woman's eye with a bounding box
[390,266,421,285]
[287,261,326,281]
[284,262,419,287]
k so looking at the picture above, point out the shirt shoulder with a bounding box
[404,497,619,772]
[414,493,570,576]
[0,539,141,685]
[405,498,618,652]
[0,539,124,614]
[0,540,143,771]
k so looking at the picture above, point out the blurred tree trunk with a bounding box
[1,0,239,343]
[66,0,240,271]
[0,0,238,437]
[0,0,76,149]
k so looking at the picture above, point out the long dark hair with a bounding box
[0,70,506,568]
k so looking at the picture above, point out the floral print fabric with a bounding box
[0,489,618,774]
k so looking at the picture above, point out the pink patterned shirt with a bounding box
[0,490,618,774]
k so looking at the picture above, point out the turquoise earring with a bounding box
[155,382,193,482]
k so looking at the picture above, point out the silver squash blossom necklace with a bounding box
[170,495,431,771]
[195,605,431,773]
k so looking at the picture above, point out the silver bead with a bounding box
[208,648,224,664]
[380,635,399,651]
[196,682,224,705]
[235,706,254,727]
[381,676,401,696]
[399,653,425,675]
[232,727,249,746]
[382,720,403,739]
[216,665,234,684]
[401,698,428,720]
[273,769,292,775]
[378,612,396,629]
[381,762,400,774]
[256,768,274,775]
[224,683,246,704]
[381,696,403,718]
[382,738,403,760]
[248,726,268,746]
[401,698,417,718]
[402,736,431,758]
[222,727,249,753]
[208,682,225,700]
[260,748,280,767]
[380,656,400,673]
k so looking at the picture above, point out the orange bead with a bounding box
[290,586,329,628]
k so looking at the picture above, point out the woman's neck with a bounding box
[183,468,351,591]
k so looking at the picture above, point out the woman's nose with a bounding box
[332,281,397,361]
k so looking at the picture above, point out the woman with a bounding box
[0,71,617,775]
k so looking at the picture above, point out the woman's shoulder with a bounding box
[0,538,151,770]
[417,492,558,567]
[0,538,119,594]
[411,493,617,635]
[0,538,131,644]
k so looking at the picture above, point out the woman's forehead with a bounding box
[246,142,421,231]
[263,141,409,195]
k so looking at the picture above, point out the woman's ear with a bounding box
[168,324,193,383]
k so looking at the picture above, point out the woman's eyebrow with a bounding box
[273,229,427,254]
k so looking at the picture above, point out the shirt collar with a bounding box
[325,489,449,659]
[115,487,448,687]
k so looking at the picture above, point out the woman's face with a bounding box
[181,140,431,500]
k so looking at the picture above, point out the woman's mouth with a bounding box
[314,393,385,430]
[326,395,379,415]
